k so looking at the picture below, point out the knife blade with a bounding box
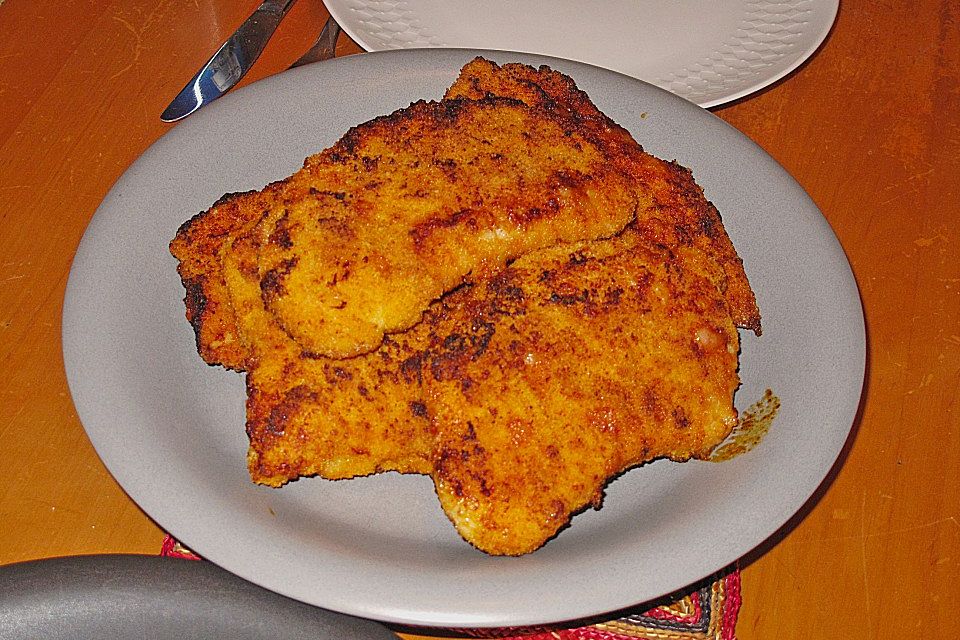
[161,0,299,122]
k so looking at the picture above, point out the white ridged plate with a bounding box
[63,49,863,628]
[326,0,839,107]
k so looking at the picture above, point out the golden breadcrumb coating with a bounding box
[233,222,739,555]
[445,57,760,333]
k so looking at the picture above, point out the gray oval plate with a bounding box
[62,49,865,628]
[0,555,394,640]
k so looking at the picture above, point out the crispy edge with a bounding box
[170,191,259,370]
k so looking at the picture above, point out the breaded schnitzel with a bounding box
[189,95,648,360]
[170,58,758,368]
[258,95,661,358]
[233,221,740,555]
[170,57,760,555]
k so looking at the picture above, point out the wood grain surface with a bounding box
[0,1,957,638]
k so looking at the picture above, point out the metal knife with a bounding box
[161,0,299,122]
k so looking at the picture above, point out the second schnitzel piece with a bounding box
[237,220,741,555]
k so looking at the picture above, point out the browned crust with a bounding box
[170,58,759,370]
[255,92,643,357]
[243,223,741,554]
[447,57,761,333]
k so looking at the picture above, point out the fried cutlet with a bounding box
[238,222,740,555]
[170,57,759,556]
[254,95,647,358]
[171,57,758,371]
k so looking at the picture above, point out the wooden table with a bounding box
[1,1,957,637]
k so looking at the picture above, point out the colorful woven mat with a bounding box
[160,535,739,639]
